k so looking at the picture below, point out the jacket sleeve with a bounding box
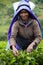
[29,20,42,49]
[33,20,42,44]
[10,21,19,48]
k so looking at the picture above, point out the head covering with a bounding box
[8,0,41,42]
[22,0,29,2]
[13,1,35,11]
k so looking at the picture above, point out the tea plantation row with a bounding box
[0,41,43,65]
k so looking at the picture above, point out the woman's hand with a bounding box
[26,45,33,53]
[26,42,34,53]
[12,45,18,56]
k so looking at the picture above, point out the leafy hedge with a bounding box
[0,33,7,41]
[7,6,14,17]
[39,18,43,29]
[33,7,41,17]
[31,0,43,4]
[0,41,43,65]
[0,48,43,65]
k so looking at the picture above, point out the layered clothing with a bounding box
[8,0,42,50]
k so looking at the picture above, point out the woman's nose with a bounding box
[22,13,26,16]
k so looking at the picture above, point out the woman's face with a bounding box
[19,10,29,21]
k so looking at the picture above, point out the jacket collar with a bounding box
[19,18,33,27]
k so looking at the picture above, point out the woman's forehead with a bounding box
[20,9,28,12]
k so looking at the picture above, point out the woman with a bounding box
[8,0,42,56]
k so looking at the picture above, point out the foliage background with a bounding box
[0,0,43,40]
[0,0,43,65]
[0,40,43,65]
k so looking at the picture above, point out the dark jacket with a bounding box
[10,18,42,49]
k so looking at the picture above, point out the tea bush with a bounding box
[39,18,43,29]
[0,41,43,65]
[33,7,41,17]
[7,6,14,17]
[0,33,7,41]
